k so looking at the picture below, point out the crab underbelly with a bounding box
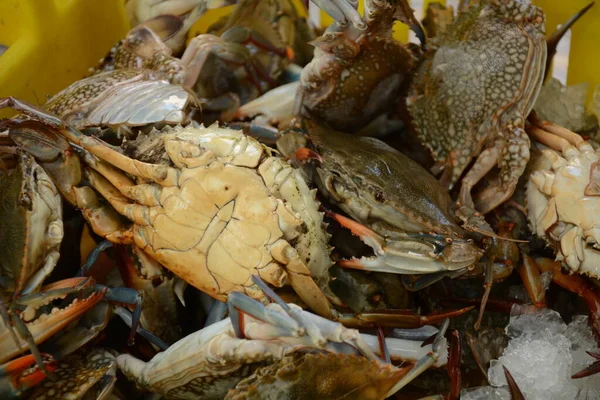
[131,163,294,299]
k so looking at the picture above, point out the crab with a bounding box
[0,149,151,377]
[206,0,315,66]
[406,0,547,215]
[526,115,600,279]
[4,102,335,319]
[179,0,313,123]
[38,22,208,140]
[279,118,485,276]
[296,0,417,133]
[117,276,451,400]
[3,97,479,333]
[0,152,86,374]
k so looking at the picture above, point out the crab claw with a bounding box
[504,365,525,400]
[0,353,57,398]
[330,212,481,274]
[572,351,600,379]
[295,147,323,164]
[0,278,105,365]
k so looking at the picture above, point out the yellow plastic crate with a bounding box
[0,0,597,120]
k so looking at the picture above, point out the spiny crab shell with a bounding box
[527,139,600,278]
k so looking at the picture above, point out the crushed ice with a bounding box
[461,305,600,400]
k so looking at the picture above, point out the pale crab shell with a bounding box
[526,141,600,277]
[44,69,197,133]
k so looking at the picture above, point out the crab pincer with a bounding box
[0,353,57,399]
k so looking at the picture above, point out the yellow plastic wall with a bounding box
[0,0,596,118]
[0,0,129,118]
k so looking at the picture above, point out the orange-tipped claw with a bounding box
[0,277,105,363]
[295,147,323,164]
[285,46,295,62]
[572,351,600,379]
[338,258,367,270]
[328,211,383,248]
[504,365,525,400]
[0,353,57,396]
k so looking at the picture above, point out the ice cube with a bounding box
[564,315,600,391]
[477,309,600,400]
[506,305,566,338]
[460,386,510,400]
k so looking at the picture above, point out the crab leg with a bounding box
[472,128,531,214]
[338,306,474,329]
[474,254,494,331]
[235,276,379,360]
[310,0,365,30]
[446,330,462,400]
[227,292,305,340]
[572,351,600,379]
[241,276,450,365]
[113,306,169,351]
[205,300,228,327]
[78,240,114,277]
[385,319,450,397]
[101,286,144,346]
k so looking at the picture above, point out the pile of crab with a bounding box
[1,0,600,398]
